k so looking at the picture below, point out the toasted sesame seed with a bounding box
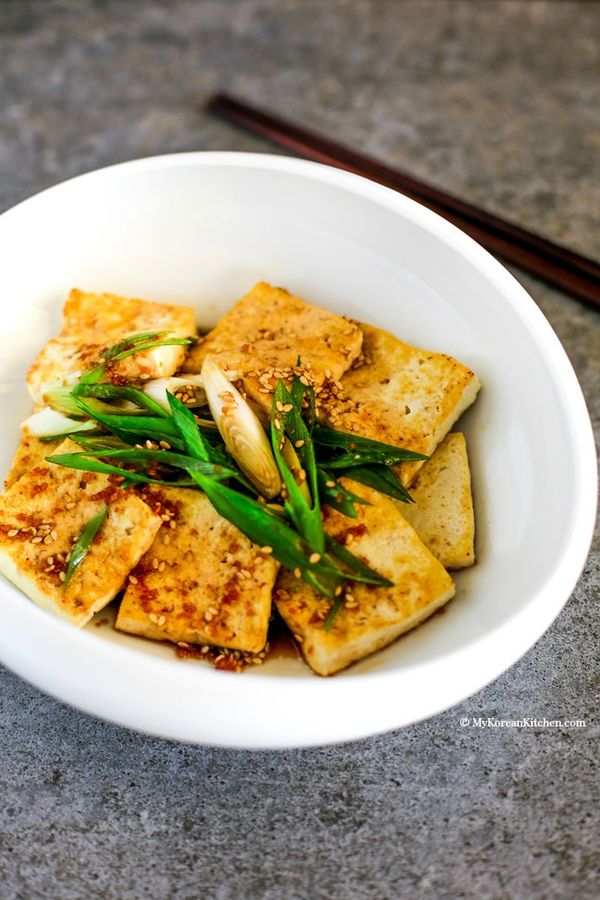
[148,613,159,624]
[157,615,166,626]
[260,546,273,555]
[159,440,171,450]
[294,439,305,448]
[58,571,66,582]
[274,418,281,431]
[129,575,138,584]
[326,480,336,488]
[309,552,321,564]
[177,641,190,648]
[334,586,343,596]
[31,536,43,544]
[294,567,302,578]
[7,529,18,537]
[294,633,304,643]
[204,611,214,622]
[65,502,76,510]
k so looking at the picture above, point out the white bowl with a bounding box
[0,153,596,748]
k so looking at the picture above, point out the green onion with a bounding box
[324,536,393,586]
[72,398,186,449]
[63,506,109,588]
[344,465,415,504]
[316,468,370,518]
[46,452,199,487]
[72,383,170,418]
[167,392,217,462]
[323,595,344,632]
[270,380,324,554]
[313,426,428,467]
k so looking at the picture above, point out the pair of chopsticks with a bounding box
[206,93,600,312]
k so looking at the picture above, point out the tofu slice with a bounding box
[115,486,278,654]
[4,433,61,488]
[0,439,162,626]
[27,288,197,403]
[182,282,363,413]
[275,478,455,676]
[322,322,480,485]
[400,433,475,569]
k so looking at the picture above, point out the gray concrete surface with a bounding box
[0,2,598,898]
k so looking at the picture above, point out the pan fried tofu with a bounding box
[27,289,196,403]
[400,433,475,569]
[322,323,480,485]
[115,486,278,654]
[4,433,61,488]
[0,439,162,626]
[182,282,363,412]
[275,478,455,676]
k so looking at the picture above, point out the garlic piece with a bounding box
[201,355,281,499]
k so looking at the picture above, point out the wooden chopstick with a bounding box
[206,92,600,312]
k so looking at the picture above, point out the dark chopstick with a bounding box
[206,92,600,312]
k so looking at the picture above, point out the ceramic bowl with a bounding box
[0,153,595,747]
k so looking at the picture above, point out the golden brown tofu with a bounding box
[115,486,279,654]
[182,282,363,412]
[4,433,61,488]
[322,323,480,485]
[0,440,162,626]
[27,289,197,403]
[275,478,455,676]
[400,433,475,569]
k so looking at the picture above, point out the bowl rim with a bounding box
[0,151,596,748]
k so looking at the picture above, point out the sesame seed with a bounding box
[177,641,190,648]
[148,613,159,624]
[152,558,159,569]
[294,633,303,643]
[260,546,273,555]
[163,534,171,545]
[326,480,336,488]
[129,575,138,584]
[58,572,66,582]
[159,440,171,450]
[158,561,166,572]
[334,586,343,596]
[7,529,18,537]
[294,439,305,448]
[31,536,43,544]
[204,611,213,622]
[157,615,166,626]
[294,567,301,578]
[309,552,321,564]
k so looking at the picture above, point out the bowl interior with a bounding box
[0,153,593,744]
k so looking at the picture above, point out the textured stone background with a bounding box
[0,2,598,898]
